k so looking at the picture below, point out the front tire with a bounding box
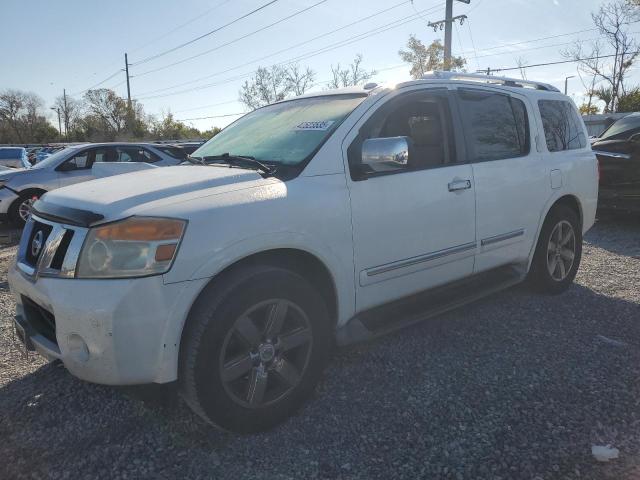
[528,204,582,294]
[9,191,42,227]
[179,265,331,433]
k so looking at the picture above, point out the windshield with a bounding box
[193,94,366,165]
[31,146,74,169]
[0,148,22,159]
[598,114,640,141]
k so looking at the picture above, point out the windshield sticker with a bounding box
[295,120,335,131]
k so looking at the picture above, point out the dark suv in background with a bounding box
[591,112,640,214]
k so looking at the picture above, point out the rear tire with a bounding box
[528,204,582,294]
[179,265,331,433]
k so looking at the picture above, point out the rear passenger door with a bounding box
[454,88,549,273]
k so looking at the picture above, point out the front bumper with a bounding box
[0,187,18,215]
[8,264,207,385]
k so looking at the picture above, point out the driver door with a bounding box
[344,87,477,312]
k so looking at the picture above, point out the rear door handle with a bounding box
[448,179,472,192]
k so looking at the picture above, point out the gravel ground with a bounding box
[1,218,639,479]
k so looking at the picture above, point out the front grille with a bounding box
[17,215,87,279]
[22,296,57,344]
[24,221,53,267]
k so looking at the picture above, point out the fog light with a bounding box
[67,334,89,363]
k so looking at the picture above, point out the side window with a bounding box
[65,151,91,170]
[92,148,116,163]
[456,89,530,162]
[116,147,160,163]
[538,100,587,152]
[348,90,456,176]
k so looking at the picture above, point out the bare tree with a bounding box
[53,95,82,139]
[0,90,26,142]
[327,54,376,88]
[83,89,129,136]
[576,68,599,113]
[516,56,528,80]
[562,0,639,112]
[399,36,465,79]
[285,64,316,96]
[239,66,292,110]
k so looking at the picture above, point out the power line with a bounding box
[478,52,640,73]
[128,0,234,55]
[133,0,330,78]
[131,0,281,66]
[136,0,419,96]
[70,70,122,96]
[136,3,441,99]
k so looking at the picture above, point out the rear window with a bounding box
[0,148,22,159]
[456,89,530,162]
[538,100,587,152]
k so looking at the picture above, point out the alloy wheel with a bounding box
[219,299,313,408]
[546,220,576,281]
[18,196,38,222]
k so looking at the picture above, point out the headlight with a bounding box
[76,217,186,278]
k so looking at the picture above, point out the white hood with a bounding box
[42,165,278,220]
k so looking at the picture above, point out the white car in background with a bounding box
[9,72,597,433]
[0,143,182,225]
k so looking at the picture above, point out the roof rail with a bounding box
[422,71,561,92]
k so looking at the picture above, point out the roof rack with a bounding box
[422,71,561,92]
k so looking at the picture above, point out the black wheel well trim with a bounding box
[10,188,47,209]
[177,247,339,360]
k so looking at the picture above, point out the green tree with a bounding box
[592,86,614,113]
[579,103,600,115]
[617,87,640,112]
[399,36,466,78]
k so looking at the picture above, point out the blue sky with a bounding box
[2,0,638,131]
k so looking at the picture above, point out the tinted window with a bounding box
[598,113,640,141]
[0,148,22,159]
[348,90,456,174]
[538,100,586,152]
[457,89,529,162]
[116,147,159,163]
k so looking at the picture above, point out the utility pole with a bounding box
[62,88,68,140]
[124,53,132,110]
[124,53,134,134]
[427,0,470,70]
[50,107,62,138]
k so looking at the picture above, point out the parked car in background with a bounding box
[0,142,182,225]
[8,72,597,432]
[0,147,30,168]
[591,112,640,213]
[35,146,67,163]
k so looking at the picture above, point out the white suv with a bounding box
[9,72,597,432]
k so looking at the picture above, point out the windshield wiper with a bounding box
[192,153,276,176]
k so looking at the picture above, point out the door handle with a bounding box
[448,179,472,192]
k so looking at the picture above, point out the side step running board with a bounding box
[336,265,525,346]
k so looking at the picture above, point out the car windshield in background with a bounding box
[598,113,640,141]
[193,94,367,165]
[0,148,22,159]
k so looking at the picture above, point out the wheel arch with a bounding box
[173,247,340,379]
[527,193,583,269]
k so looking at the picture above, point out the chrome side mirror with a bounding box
[361,136,410,173]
